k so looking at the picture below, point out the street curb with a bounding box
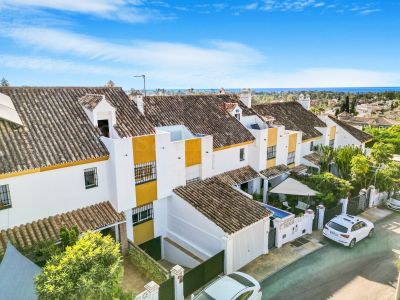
[259,242,328,284]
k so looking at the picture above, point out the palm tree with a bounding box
[316,145,336,173]
[335,146,363,180]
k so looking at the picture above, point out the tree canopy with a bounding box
[35,231,123,300]
[364,125,400,154]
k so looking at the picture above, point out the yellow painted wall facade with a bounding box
[133,220,154,245]
[330,126,336,140]
[132,135,156,164]
[185,138,202,167]
[288,133,297,152]
[267,128,278,147]
[267,158,276,168]
[135,181,157,206]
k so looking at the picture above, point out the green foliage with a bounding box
[370,142,395,165]
[128,245,168,284]
[316,145,336,173]
[35,231,123,300]
[24,240,62,267]
[364,125,400,154]
[351,154,370,188]
[375,162,400,193]
[60,225,79,250]
[335,145,363,180]
[298,173,352,208]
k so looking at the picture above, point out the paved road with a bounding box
[261,213,400,300]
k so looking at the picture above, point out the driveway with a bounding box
[261,212,400,300]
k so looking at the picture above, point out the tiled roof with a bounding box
[290,164,308,174]
[144,94,255,149]
[0,87,154,174]
[253,102,326,141]
[174,177,271,234]
[216,166,260,185]
[79,94,106,111]
[260,164,290,179]
[303,152,321,166]
[0,201,125,253]
[328,115,372,143]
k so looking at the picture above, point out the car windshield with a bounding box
[195,291,216,300]
[327,221,348,233]
[228,273,255,287]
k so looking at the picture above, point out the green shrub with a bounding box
[128,246,168,284]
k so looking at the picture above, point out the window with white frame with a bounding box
[132,203,153,226]
[239,148,245,161]
[0,184,11,209]
[287,151,296,165]
[134,161,157,185]
[267,146,276,159]
[84,168,98,189]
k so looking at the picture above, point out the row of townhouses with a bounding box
[0,86,371,273]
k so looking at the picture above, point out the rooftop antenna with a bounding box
[134,75,146,97]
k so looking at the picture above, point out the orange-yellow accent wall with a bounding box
[133,220,154,245]
[185,138,202,167]
[135,181,157,206]
[330,126,336,140]
[288,133,297,152]
[267,158,276,168]
[132,135,156,164]
[267,128,278,147]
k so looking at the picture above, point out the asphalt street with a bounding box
[261,212,400,300]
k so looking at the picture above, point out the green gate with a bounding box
[183,250,224,298]
[159,276,175,300]
[138,236,162,261]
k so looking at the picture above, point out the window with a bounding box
[310,141,314,151]
[84,168,98,189]
[0,185,11,209]
[327,221,348,233]
[239,148,245,161]
[97,119,110,137]
[267,146,276,159]
[132,203,153,226]
[329,139,335,148]
[234,113,241,120]
[134,161,157,185]
[236,291,253,300]
[287,151,295,165]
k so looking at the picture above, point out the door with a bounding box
[358,221,369,239]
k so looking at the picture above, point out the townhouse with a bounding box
[0,86,370,273]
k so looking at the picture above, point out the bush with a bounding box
[128,245,168,284]
[35,231,123,300]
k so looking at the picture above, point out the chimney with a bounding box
[129,90,145,115]
[219,87,225,95]
[240,88,251,108]
[298,93,311,110]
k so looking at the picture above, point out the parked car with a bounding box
[192,272,262,300]
[386,194,400,211]
[323,214,374,248]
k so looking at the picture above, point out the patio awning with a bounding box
[0,242,42,300]
[269,177,318,196]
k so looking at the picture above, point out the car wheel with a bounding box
[368,229,374,238]
[349,239,356,249]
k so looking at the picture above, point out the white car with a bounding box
[323,214,374,248]
[386,195,400,211]
[193,272,262,300]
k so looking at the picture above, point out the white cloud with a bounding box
[0,0,167,23]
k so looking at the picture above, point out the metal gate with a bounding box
[268,227,276,249]
[323,203,343,226]
[159,276,175,300]
[183,250,224,298]
[138,236,162,261]
[348,194,367,215]
[313,208,319,230]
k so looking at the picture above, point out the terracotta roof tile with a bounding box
[303,152,321,166]
[260,164,290,179]
[216,166,260,185]
[78,94,105,111]
[253,102,326,141]
[290,164,308,174]
[0,87,154,174]
[174,177,271,234]
[144,94,255,149]
[328,115,372,143]
[0,201,125,253]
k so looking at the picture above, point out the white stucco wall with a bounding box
[0,160,111,229]
[247,129,268,172]
[212,145,250,176]
[275,126,289,166]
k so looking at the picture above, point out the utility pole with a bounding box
[134,75,146,97]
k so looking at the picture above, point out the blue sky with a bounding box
[0,0,399,89]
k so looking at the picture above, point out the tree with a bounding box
[59,225,79,249]
[35,231,123,300]
[1,77,9,87]
[370,142,395,166]
[365,125,400,154]
[335,145,363,180]
[351,154,370,188]
[375,162,400,194]
[316,145,336,173]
